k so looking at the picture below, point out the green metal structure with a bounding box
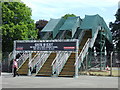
[11,14,113,77]
[59,16,82,38]
[40,14,113,71]
[41,18,65,38]
[80,14,112,43]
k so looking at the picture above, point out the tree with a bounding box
[62,14,76,19]
[2,2,38,52]
[35,20,48,38]
[109,8,120,51]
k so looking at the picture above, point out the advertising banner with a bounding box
[15,41,77,51]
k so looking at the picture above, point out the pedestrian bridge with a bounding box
[9,14,113,77]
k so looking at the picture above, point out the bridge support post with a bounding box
[13,41,17,59]
[88,48,92,68]
[85,52,88,71]
[75,40,79,78]
[100,29,105,70]
[28,52,32,76]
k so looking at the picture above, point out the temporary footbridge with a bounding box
[9,14,113,77]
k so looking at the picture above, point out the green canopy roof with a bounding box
[59,16,81,37]
[80,14,112,42]
[41,18,65,38]
[41,18,61,32]
[41,14,112,43]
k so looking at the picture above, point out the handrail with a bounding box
[78,30,86,44]
[51,52,59,66]
[51,30,86,76]
[8,51,14,61]
[29,53,40,68]
[31,52,46,70]
[56,52,71,75]
[36,52,51,74]
[90,26,99,48]
[17,53,29,69]
[74,27,100,72]
[42,32,51,40]
[51,52,60,74]
[51,51,62,74]
[75,39,90,67]
[59,30,66,39]
[51,51,71,75]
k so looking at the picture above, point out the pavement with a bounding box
[1,72,119,88]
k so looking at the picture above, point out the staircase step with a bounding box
[36,74,52,77]
[60,71,75,73]
[58,75,74,77]
[43,62,52,65]
[40,67,52,69]
[64,64,74,67]
[38,71,52,74]
[36,53,56,76]
[59,53,75,76]
[32,53,37,58]
[40,68,52,72]
[18,72,28,75]
[62,67,75,71]
[65,62,75,65]
[17,59,29,75]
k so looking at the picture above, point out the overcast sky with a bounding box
[22,0,119,25]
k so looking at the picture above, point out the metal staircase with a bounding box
[35,30,68,76]
[17,53,29,75]
[51,51,71,76]
[58,53,76,77]
[52,26,100,77]
[75,27,100,75]
[36,53,56,76]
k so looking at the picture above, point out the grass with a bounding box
[80,67,120,77]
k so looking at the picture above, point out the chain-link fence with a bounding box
[79,51,120,72]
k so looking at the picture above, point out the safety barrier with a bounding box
[29,53,41,71]
[42,32,51,40]
[36,52,51,74]
[17,53,29,69]
[8,51,14,61]
[75,39,90,68]
[51,51,71,75]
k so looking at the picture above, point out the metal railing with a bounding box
[75,27,99,70]
[8,51,14,61]
[90,27,99,48]
[78,30,86,44]
[51,30,86,76]
[29,53,41,70]
[52,51,71,75]
[75,39,90,68]
[17,53,29,69]
[42,32,51,40]
[35,52,51,74]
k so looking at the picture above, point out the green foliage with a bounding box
[2,2,38,52]
[62,14,76,19]
[110,9,120,51]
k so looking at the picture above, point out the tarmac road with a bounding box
[1,72,119,88]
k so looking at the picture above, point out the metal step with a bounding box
[59,53,75,77]
[36,53,56,76]
[17,59,29,75]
